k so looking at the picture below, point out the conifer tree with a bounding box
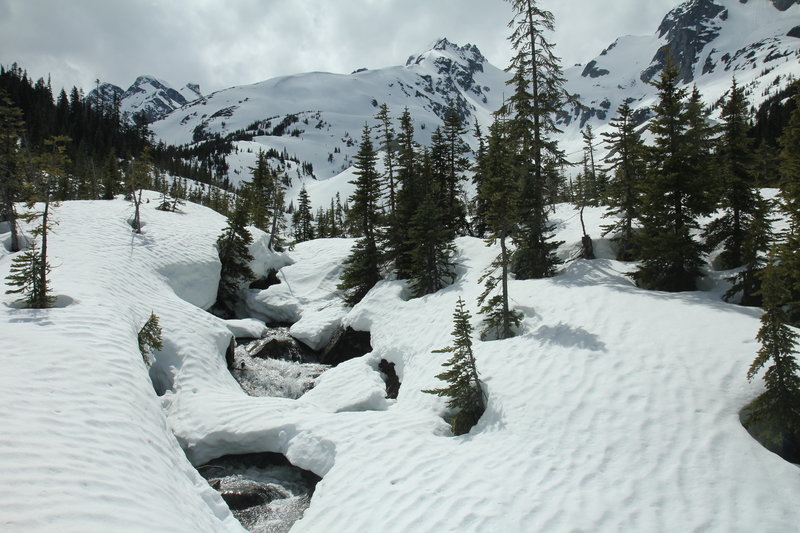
[478,117,523,340]
[601,101,646,261]
[704,79,758,270]
[632,64,712,292]
[215,197,255,317]
[338,125,382,305]
[776,84,800,325]
[137,312,163,367]
[374,103,397,216]
[581,124,602,206]
[471,121,490,238]
[293,184,314,243]
[746,254,800,447]
[441,106,471,235]
[724,190,773,306]
[423,297,486,436]
[505,0,567,279]
[389,108,419,278]
[0,92,25,252]
[407,150,457,297]
[126,148,153,233]
[574,154,595,260]
[5,241,53,308]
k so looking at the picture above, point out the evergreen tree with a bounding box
[441,106,471,235]
[471,121,490,238]
[746,254,800,448]
[423,297,486,436]
[581,124,602,206]
[389,108,419,278]
[0,91,25,252]
[574,154,595,260]
[776,84,800,325]
[338,125,382,305]
[632,64,712,292]
[407,150,457,297]
[478,117,523,340]
[704,80,758,270]
[126,148,153,233]
[374,103,397,216]
[505,0,567,279]
[601,101,646,261]
[215,197,255,317]
[293,184,315,243]
[724,190,773,306]
[244,150,275,232]
[5,241,53,308]
[137,312,163,367]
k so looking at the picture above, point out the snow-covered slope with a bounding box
[140,1,798,196]
[150,38,507,184]
[2,197,799,532]
[86,75,203,123]
[561,0,800,155]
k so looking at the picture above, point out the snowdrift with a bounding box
[1,197,798,532]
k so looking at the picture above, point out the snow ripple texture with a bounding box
[3,196,800,532]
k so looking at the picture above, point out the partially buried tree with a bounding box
[215,197,255,317]
[424,297,487,436]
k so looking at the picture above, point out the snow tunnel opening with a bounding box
[198,452,321,533]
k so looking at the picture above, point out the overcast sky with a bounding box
[0,0,681,95]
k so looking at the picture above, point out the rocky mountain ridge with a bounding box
[86,75,203,123]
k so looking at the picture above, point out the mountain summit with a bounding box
[86,76,203,123]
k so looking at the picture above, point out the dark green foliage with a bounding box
[374,103,397,216]
[138,312,164,367]
[215,198,255,317]
[338,125,382,305]
[632,65,713,292]
[389,108,421,278]
[601,101,646,261]
[440,106,471,236]
[407,160,457,297]
[477,118,523,340]
[242,150,286,250]
[423,298,486,436]
[0,91,25,252]
[723,190,773,306]
[504,0,567,280]
[776,84,800,324]
[5,241,54,308]
[746,256,800,445]
[292,185,314,243]
[704,80,758,270]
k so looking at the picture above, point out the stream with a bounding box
[201,327,330,532]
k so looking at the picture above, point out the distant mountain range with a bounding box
[86,0,800,191]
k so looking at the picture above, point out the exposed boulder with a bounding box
[320,327,372,366]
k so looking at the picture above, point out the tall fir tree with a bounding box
[338,124,382,305]
[423,297,487,436]
[746,254,800,452]
[477,117,523,340]
[389,108,420,278]
[776,84,800,325]
[374,103,397,217]
[505,0,567,279]
[471,121,490,238]
[215,197,255,317]
[704,79,758,270]
[407,149,457,297]
[292,184,315,243]
[0,91,25,252]
[441,106,471,236]
[601,101,646,261]
[632,64,712,292]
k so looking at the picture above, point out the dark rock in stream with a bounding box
[320,327,372,366]
[199,452,321,533]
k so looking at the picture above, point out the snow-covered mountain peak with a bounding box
[406,37,487,69]
[86,75,203,123]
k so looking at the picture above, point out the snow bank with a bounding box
[3,195,799,533]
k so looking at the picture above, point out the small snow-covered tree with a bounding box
[5,241,53,308]
[424,297,486,436]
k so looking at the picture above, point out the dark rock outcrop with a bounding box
[320,327,372,366]
[378,359,401,399]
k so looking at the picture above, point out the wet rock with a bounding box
[249,269,281,290]
[320,327,372,366]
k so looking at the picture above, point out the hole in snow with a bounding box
[199,452,320,533]
[378,359,400,399]
[740,404,800,464]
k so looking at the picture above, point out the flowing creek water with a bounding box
[200,327,330,532]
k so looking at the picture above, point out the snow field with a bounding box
[2,195,800,532]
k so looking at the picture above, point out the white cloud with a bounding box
[0,0,681,94]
